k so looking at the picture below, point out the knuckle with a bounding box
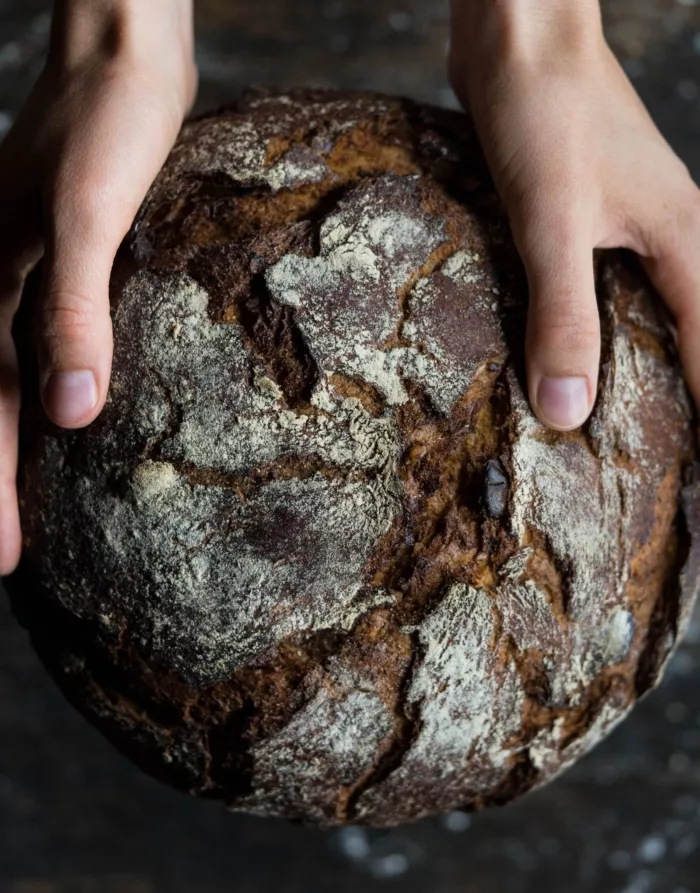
[39,296,97,345]
[530,301,600,355]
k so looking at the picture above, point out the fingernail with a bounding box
[43,370,98,426]
[536,376,590,430]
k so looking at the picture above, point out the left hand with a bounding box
[0,0,197,575]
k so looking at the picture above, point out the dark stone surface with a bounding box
[2,1,700,890]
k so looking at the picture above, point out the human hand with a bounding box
[449,0,700,432]
[0,0,197,574]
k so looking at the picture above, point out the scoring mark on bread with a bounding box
[237,272,320,410]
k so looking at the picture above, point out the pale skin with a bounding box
[0,0,698,575]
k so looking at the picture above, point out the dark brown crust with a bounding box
[7,88,700,828]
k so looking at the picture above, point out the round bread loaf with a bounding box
[8,89,700,827]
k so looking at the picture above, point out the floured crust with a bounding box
[8,88,700,827]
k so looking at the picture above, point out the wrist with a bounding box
[450,0,604,88]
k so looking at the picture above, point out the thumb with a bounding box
[38,180,119,428]
[512,203,600,431]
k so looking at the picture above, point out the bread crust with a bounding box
[8,89,700,827]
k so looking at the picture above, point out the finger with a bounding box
[513,202,600,431]
[38,184,117,428]
[0,315,21,575]
[639,193,700,410]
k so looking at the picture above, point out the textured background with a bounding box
[2,1,700,891]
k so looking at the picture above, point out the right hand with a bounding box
[0,0,197,574]
[450,0,700,433]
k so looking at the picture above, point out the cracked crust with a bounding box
[8,88,700,828]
